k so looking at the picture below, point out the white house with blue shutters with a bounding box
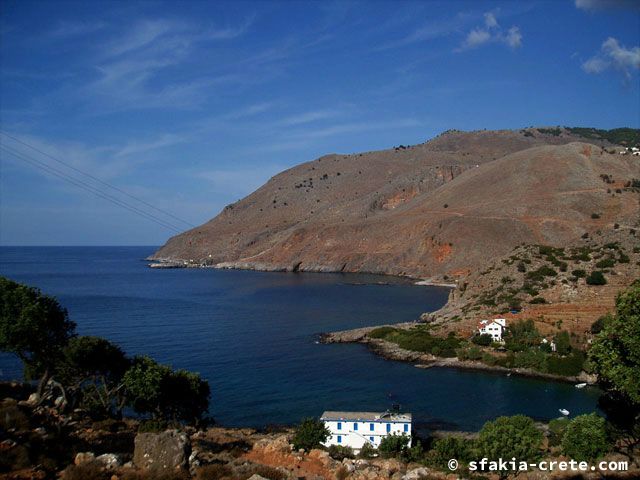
[320,411,412,451]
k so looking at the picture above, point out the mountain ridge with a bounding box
[152,127,640,281]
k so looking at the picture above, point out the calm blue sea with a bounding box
[0,247,600,431]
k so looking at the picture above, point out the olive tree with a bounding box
[0,277,76,396]
[589,280,640,452]
[291,418,330,451]
[561,413,609,461]
[58,336,131,417]
[477,415,542,478]
[123,356,210,424]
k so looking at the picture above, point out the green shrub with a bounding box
[378,434,410,458]
[591,213,600,219]
[530,296,546,304]
[292,418,330,451]
[548,418,569,447]
[586,271,607,285]
[572,269,586,278]
[477,415,543,463]
[368,326,397,339]
[547,351,585,376]
[472,334,493,346]
[595,258,615,269]
[358,442,376,459]
[562,414,610,461]
[526,266,557,282]
[427,437,474,469]
[590,315,609,334]
[327,445,355,460]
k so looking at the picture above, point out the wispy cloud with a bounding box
[456,10,522,52]
[575,0,640,11]
[376,12,473,50]
[114,133,186,158]
[582,37,640,80]
[278,109,342,126]
[80,16,256,112]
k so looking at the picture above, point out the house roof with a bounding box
[321,411,411,422]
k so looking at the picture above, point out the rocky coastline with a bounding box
[320,327,597,386]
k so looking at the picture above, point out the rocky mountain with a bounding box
[152,127,640,281]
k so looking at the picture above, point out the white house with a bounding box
[478,318,507,342]
[541,338,557,352]
[321,411,412,451]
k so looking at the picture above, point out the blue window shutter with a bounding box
[337,422,341,430]
[370,436,374,442]
[337,435,341,443]
[386,423,391,433]
[370,423,374,431]
[404,424,408,432]
[354,422,358,431]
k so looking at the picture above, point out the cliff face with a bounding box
[152,128,640,280]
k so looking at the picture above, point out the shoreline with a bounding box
[147,258,457,287]
[321,327,597,386]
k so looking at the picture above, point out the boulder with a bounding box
[403,467,432,480]
[96,453,121,470]
[74,452,95,465]
[133,429,190,471]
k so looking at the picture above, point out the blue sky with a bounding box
[1,0,639,246]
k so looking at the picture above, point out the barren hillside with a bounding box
[152,128,640,280]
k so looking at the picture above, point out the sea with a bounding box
[0,246,600,432]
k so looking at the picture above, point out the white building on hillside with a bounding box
[321,411,412,451]
[478,318,507,342]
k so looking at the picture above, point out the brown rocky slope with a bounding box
[152,128,640,281]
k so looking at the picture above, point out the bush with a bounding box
[472,334,493,346]
[530,296,546,304]
[562,413,610,461]
[586,271,607,285]
[378,434,410,458]
[553,331,572,355]
[368,326,397,339]
[526,266,557,282]
[547,351,585,376]
[548,418,569,447]
[427,437,474,469]
[590,315,609,334]
[328,444,355,460]
[572,269,586,278]
[477,415,543,464]
[591,213,600,219]
[358,442,376,459]
[595,258,615,269]
[292,418,330,451]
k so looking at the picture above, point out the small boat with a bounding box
[575,383,587,389]
[559,409,570,416]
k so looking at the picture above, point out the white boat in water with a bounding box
[559,409,570,416]
[575,383,587,389]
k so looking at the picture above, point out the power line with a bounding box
[0,144,184,233]
[0,130,195,228]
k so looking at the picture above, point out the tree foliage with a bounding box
[291,418,330,451]
[122,356,210,424]
[58,336,130,417]
[561,414,610,461]
[504,320,541,352]
[378,434,410,458]
[0,277,77,392]
[477,415,543,464]
[589,280,640,404]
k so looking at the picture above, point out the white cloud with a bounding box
[114,134,186,158]
[484,12,498,29]
[462,28,491,49]
[575,0,640,11]
[582,37,640,79]
[456,11,522,51]
[504,26,522,48]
